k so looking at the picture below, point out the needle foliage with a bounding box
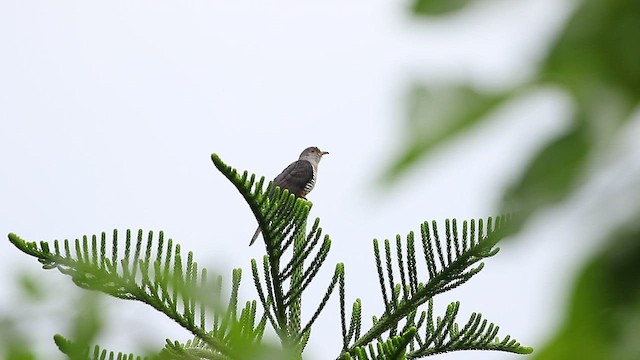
[7,154,532,359]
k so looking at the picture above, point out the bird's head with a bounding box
[299,146,329,163]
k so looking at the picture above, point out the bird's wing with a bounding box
[273,160,314,197]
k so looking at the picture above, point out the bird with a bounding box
[249,146,329,246]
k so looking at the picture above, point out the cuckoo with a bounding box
[249,146,329,246]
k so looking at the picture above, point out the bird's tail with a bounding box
[249,226,261,246]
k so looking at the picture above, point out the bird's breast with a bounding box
[304,172,316,193]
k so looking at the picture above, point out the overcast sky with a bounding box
[2,1,627,359]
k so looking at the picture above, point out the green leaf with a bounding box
[2,334,36,360]
[381,84,510,185]
[502,119,590,230]
[16,273,46,300]
[534,219,640,360]
[411,0,476,16]
[541,0,640,104]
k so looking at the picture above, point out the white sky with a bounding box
[4,0,639,359]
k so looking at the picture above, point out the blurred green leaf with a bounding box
[534,218,640,360]
[542,0,640,106]
[393,0,640,193]
[381,84,510,185]
[412,0,476,16]
[5,345,36,360]
[502,117,590,229]
[18,272,46,300]
[66,291,105,359]
[388,0,640,202]
[0,318,36,360]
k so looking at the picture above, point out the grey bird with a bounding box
[249,146,329,246]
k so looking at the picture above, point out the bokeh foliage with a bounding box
[384,0,640,358]
[535,223,640,360]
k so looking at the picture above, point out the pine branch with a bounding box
[406,301,533,357]
[340,291,363,352]
[296,263,344,343]
[212,153,339,352]
[213,154,308,336]
[288,229,306,337]
[8,230,264,359]
[7,153,533,360]
[342,216,530,357]
[339,328,417,360]
[54,334,158,360]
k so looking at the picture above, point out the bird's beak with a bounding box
[321,151,329,156]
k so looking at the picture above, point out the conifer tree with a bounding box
[8,153,533,359]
